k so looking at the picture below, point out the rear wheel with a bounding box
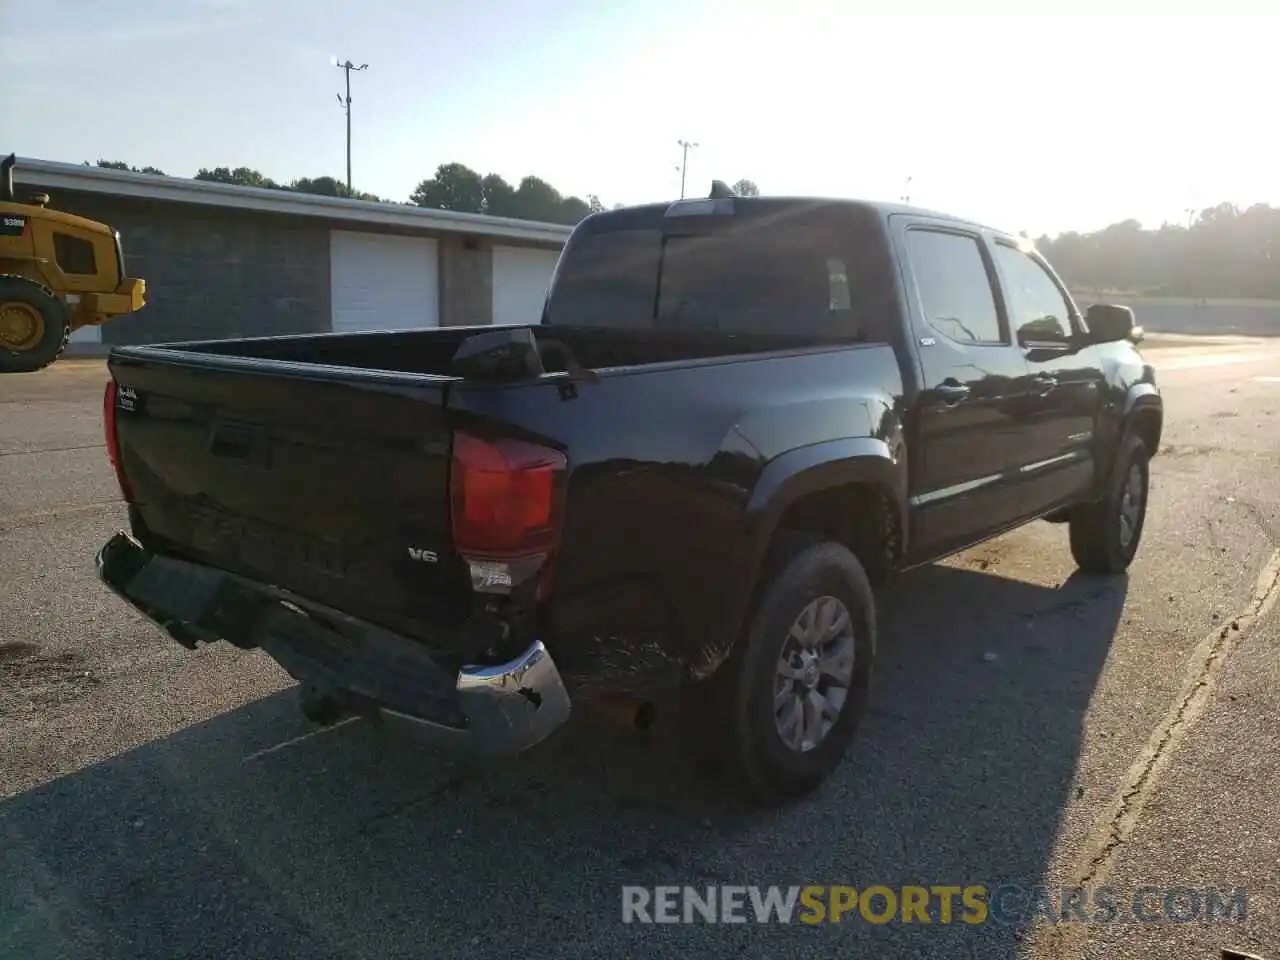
[681,535,876,805]
[1069,433,1150,574]
[0,278,70,373]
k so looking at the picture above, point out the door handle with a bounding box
[936,380,971,404]
[1033,372,1059,395]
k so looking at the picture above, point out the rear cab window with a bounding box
[543,201,899,342]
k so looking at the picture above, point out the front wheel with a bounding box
[1069,433,1151,574]
[680,536,876,805]
[0,278,70,373]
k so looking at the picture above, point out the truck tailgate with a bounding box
[108,349,471,653]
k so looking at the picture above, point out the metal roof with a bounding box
[9,155,574,246]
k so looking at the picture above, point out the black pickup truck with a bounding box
[97,186,1162,804]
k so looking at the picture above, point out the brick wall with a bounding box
[34,190,331,345]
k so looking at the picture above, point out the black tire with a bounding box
[680,534,876,805]
[1069,433,1150,574]
[0,277,70,373]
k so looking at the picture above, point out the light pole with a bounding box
[901,175,913,205]
[332,56,368,194]
[676,139,698,199]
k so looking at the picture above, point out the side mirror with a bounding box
[1086,303,1141,344]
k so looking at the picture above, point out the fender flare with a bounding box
[700,437,906,681]
[745,436,908,544]
[1122,382,1163,455]
[1123,382,1161,421]
[0,273,59,303]
[1091,383,1161,497]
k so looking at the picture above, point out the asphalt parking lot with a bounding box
[2,342,1279,960]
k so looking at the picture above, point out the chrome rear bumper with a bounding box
[95,532,571,756]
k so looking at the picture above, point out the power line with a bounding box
[676,139,699,199]
[332,57,369,194]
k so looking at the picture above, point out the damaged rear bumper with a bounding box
[95,532,571,756]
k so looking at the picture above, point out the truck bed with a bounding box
[158,324,865,377]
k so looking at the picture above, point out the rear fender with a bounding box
[746,437,908,545]
[693,437,907,682]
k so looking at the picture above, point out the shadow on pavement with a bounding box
[0,562,1127,959]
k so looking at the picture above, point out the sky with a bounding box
[2,0,1277,237]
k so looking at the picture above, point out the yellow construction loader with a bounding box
[0,153,146,372]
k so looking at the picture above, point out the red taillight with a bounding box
[103,380,133,502]
[450,431,566,595]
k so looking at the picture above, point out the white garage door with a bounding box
[330,230,438,333]
[492,245,562,326]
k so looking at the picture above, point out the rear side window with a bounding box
[544,208,892,339]
[654,225,858,335]
[905,229,1004,346]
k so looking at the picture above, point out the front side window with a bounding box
[905,229,1004,345]
[53,232,97,275]
[992,242,1074,343]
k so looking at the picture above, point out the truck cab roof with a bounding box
[584,193,997,236]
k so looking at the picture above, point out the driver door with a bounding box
[989,240,1104,516]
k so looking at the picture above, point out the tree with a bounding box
[83,154,605,224]
[731,179,760,197]
[413,168,596,224]
[481,173,517,216]
[92,160,166,175]
[290,176,383,202]
[559,195,591,223]
[1036,200,1280,299]
[508,175,562,222]
[194,166,280,189]
[410,162,486,213]
[290,175,344,197]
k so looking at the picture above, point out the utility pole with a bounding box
[333,57,368,194]
[676,139,698,199]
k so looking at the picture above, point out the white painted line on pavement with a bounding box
[1254,376,1280,382]
[243,715,359,761]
